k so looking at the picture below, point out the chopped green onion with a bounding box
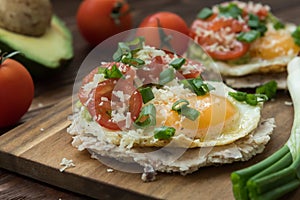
[246,13,267,37]
[181,106,200,121]
[245,94,258,106]
[256,80,278,99]
[139,87,155,104]
[231,56,300,200]
[181,77,214,96]
[113,37,145,65]
[248,13,260,28]
[170,58,186,70]
[98,67,106,74]
[121,57,145,67]
[172,99,200,121]
[255,94,269,103]
[103,64,123,79]
[154,126,176,140]
[134,104,156,128]
[228,91,247,102]
[126,36,145,49]
[274,21,285,30]
[171,99,189,112]
[218,3,242,19]
[256,23,268,36]
[237,30,261,43]
[159,68,175,85]
[292,26,300,46]
[197,7,213,19]
[113,42,131,61]
[268,13,285,30]
[229,90,269,106]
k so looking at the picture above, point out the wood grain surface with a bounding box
[1,0,300,199]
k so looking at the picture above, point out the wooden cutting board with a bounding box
[0,93,299,200]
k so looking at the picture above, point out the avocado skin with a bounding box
[0,15,74,79]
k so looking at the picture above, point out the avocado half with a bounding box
[0,15,73,78]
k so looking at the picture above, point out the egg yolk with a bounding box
[162,94,239,139]
[250,29,300,60]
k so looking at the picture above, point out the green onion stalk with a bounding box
[231,56,300,200]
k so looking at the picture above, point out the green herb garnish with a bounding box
[172,99,200,121]
[228,81,276,106]
[101,64,123,79]
[229,91,268,106]
[121,57,145,67]
[237,30,261,43]
[134,104,156,128]
[248,13,261,28]
[292,26,300,46]
[159,68,175,85]
[268,13,285,30]
[170,58,186,70]
[218,3,242,19]
[113,37,145,67]
[247,13,268,37]
[256,80,277,99]
[197,7,213,19]
[139,87,155,104]
[154,126,176,140]
[181,77,215,96]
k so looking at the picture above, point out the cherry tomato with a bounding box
[137,12,190,54]
[76,0,132,46]
[190,17,250,60]
[0,55,34,128]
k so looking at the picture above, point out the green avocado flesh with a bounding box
[0,15,73,78]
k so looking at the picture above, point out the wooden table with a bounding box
[1,0,300,199]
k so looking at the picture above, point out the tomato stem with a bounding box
[110,1,130,25]
[0,51,20,65]
[155,18,175,52]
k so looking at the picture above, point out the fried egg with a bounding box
[70,79,262,149]
[213,23,299,77]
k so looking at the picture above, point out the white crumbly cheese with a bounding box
[59,158,75,172]
[135,45,166,64]
[284,101,293,106]
[106,168,114,173]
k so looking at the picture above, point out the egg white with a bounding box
[70,80,262,149]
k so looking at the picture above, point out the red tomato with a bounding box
[235,1,269,20]
[78,63,142,131]
[87,79,142,130]
[136,56,164,85]
[137,12,190,54]
[0,57,34,128]
[190,17,250,60]
[76,0,132,46]
[78,62,134,104]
